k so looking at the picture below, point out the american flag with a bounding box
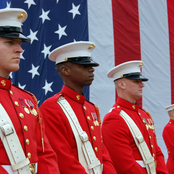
[1,0,174,160]
[0,0,90,105]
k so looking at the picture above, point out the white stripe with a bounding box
[88,0,115,120]
[138,0,170,159]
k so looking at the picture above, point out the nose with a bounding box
[140,81,145,88]
[15,44,23,54]
[89,66,95,72]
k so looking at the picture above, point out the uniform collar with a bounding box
[117,97,139,111]
[169,119,174,124]
[61,85,86,104]
[0,76,12,90]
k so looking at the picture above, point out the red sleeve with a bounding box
[36,109,60,174]
[102,143,117,174]
[102,111,147,174]
[163,122,174,158]
[40,99,88,174]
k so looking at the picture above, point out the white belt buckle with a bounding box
[0,122,14,136]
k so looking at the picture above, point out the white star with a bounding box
[6,2,11,8]
[68,3,81,19]
[56,0,59,3]
[20,50,25,60]
[28,64,40,79]
[18,83,26,90]
[42,80,53,95]
[24,0,36,9]
[55,24,67,40]
[39,9,50,24]
[41,44,52,59]
[27,29,38,44]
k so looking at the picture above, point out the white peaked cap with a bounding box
[107,60,148,81]
[165,104,174,112]
[49,41,96,64]
[0,8,27,28]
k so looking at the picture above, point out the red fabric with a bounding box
[0,77,60,174]
[102,97,168,174]
[40,85,117,174]
[167,0,174,103]
[111,0,142,106]
[162,119,174,174]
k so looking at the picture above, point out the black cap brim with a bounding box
[63,57,99,67]
[0,32,30,42]
[121,72,148,81]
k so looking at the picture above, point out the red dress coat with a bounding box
[102,97,168,174]
[162,119,174,174]
[0,77,60,174]
[40,85,117,174]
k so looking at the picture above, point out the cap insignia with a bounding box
[65,58,68,61]
[120,74,123,78]
[88,44,94,50]
[139,62,143,67]
[18,11,25,19]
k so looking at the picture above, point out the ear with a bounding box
[61,65,70,76]
[118,80,126,89]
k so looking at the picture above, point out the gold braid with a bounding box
[94,105,101,125]
[31,94,45,152]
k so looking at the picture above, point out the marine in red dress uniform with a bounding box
[40,41,117,174]
[162,104,174,174]
[102,61,168,174]
[0,8,60,174]
[0,77,60,174]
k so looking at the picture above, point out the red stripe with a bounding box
[167,0,174,104]
[111,0,142,106]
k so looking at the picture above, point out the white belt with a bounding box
[0,103,31,174]
[119,110,156,174]
[57,96,102,174]
[2,163,38,174]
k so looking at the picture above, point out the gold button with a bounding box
[117,105,120,108]
[153,153,155,157]
[27,152,31,158]
[151,145,153,148]
[138,113,141,116]
[93,136,96,141]
[10,90,13,95]
[83,106,87,110]
[132,105,135,109]
[91,126,94,130]
[19,113,24,119]
[170,122,171,124]
[14,101,19,106]
[24,125,28,131]
[95,147,98,152]
[26,139,30,145]
[87,116,91,120]
[149,136,151,139]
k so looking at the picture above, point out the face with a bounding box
[64,63,95,91]
[122,78,145,103]
[0,37,23,78]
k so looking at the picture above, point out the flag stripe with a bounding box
[167,0,174,104]
[112,0,141,65]
[139,0,170,157]
[88,0,115,119]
